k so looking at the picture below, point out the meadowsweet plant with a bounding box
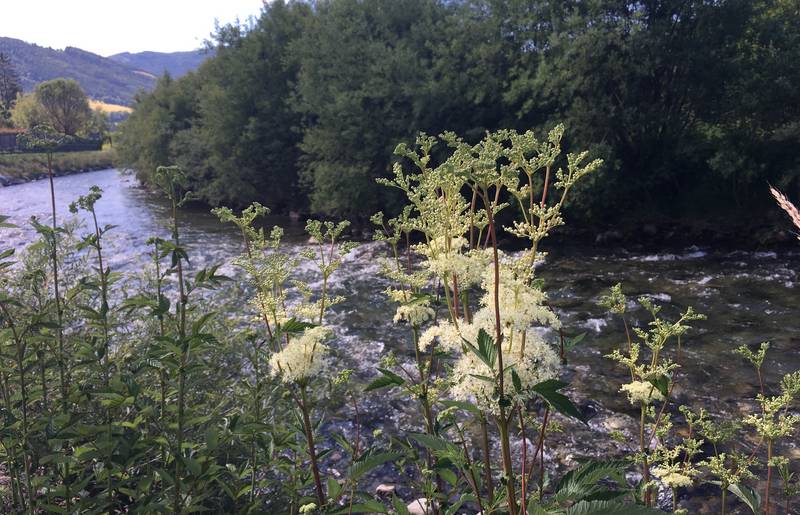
[369,126,606,514]
[603,287,705,507]
[604,282,800,514]
[738,354,800,515]
[216,202,388,512]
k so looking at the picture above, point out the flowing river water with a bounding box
[1,169,798,512]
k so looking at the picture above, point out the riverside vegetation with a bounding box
[1,126,799,514]
[0,149,114,184]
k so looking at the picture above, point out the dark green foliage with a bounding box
[0,52,21,126]
[114,74,200,185]
[117,1,309,210]
[114,0,800,228]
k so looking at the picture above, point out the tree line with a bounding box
[114,0,800,226]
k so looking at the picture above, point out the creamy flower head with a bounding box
[651,466,693,489]
[620,380,664,405]
[393,298,435,326]
[419,320,463,352]
[269,326,332,383]
[415,235,468,260]
[451,330,560,414]
[480,267,561,333]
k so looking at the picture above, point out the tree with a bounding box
[292,0,445,217]
[10,92,47,129]
[82,109,110,141]
[0,52,21,126]
[34,78,92,136]
[114,73,199,184]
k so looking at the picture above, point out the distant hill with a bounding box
[0,36,155,105]
[0,37,211,106]
[109,49,212,79]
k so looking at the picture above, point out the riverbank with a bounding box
[0,149,115,186]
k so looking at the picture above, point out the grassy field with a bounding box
[89,99,133,114]
[0,148,115,184]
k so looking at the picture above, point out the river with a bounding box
[2,168,798,510]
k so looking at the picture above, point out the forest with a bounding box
[115,0,800,236]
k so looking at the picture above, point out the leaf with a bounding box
[512,368,523,393]
[439,468,458,486]
[727,482,761,514]
[205,426,219,451]
[564,500,663,514]
[365,368,405,392]
[182,455,201,476]
[439,399,481,415]
[648,374,670,398]
[565,332,587,351]
[347,451,401,481]
[392,495,410,515]
[327,477,342,501]
[0,215,17,228]
[191,312,216,335]
[408,433,454,453]
[444,494,475,515]
[462,328,497,370]
[332,500,388,514]
[532,379,586,423]
[555,460,629,503]
[279,317,315,335]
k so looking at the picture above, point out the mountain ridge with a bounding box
[109,49,211,79]
[0,37,210,106]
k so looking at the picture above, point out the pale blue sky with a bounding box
[0,0,266,56]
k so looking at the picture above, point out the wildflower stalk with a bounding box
[519,408,528,515]
[154,166,191,514]
[347,392,361,515]
[152,238,168,463]
[640,403,651,505]
[46,152,68,415]
[43,149,75,512]
[453,416,484,513]
[527,406,550,489]
[765,440,773,515]
[172,195,188,515]
[480,413,494,505]
[482,186,518,515]
[299,384,326,506]
[92,196,113,505]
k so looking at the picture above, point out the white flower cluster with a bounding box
[393,299,436,326]
[620,380,664,405]
[651,466,693,489]
[418,320,463,352]
[480,266,561,333]
[269,326,332,384]
[413,254,563,413]
[416,236,493,288]
[450,330,560,415]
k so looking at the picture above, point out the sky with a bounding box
[0,0,266,56]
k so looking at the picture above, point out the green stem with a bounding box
[480,413,494,508]
[483,187,518,515]
[299,385,325,506]
[171,196,188,515]
[764,440,772,515]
